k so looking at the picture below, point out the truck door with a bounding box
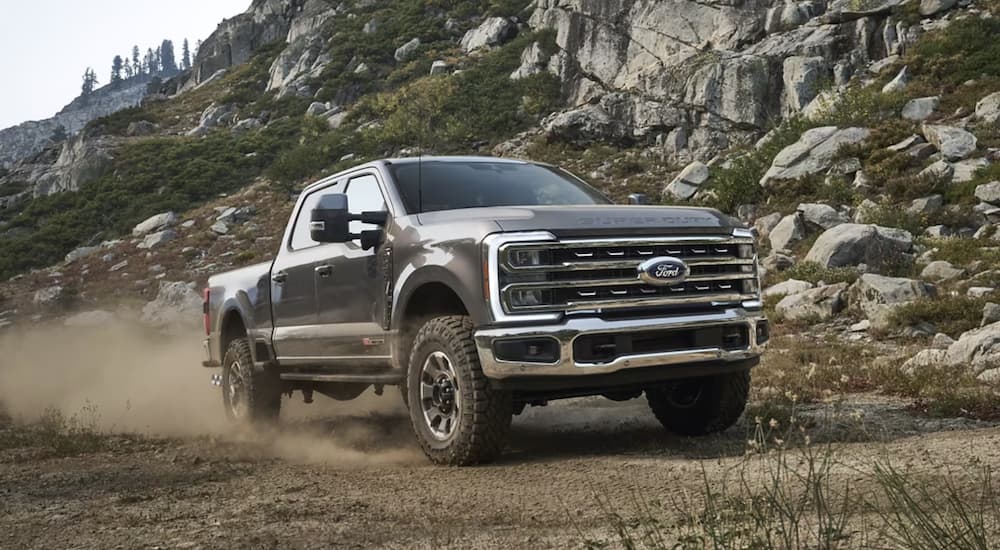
[270,181,343,361]
[314,172,392,364]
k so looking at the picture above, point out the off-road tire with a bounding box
[406,316,512,466]
[645,370,750,436]
[221,338,282,424]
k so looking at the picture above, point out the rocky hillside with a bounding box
[1,0,1000,412]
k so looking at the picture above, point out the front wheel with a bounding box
[645,370,750,436]
[406,316,512,465]
[221,338,282,424]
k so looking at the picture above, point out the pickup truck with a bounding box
[203,156,768,465]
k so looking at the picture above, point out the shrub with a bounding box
[783,261,859,285]
[887,295,987,338]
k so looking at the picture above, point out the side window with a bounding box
[345,174,387,234]
[289,181,343,250]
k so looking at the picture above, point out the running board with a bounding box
[279,372,403,384]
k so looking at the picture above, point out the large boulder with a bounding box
[946,321,1000,373]
[920,260,965,282]
[137,229,177,250]
[763,278,813,298]
[976,181,1000,204]
[461,17,517,53]
[394,38,421,62]
[804,224,914,268]
[850,273,933,329]
[922,124,977,161]
[782,56,826,114]
[919,0,957,16]
[132,212,177,237]
[141,281,203,331]
[901,96,939,121]
[797,203,849,230]
[760,127,870,186]
[663,161,709,200]
[775,283,848,321]
[976,92,1000,125]
[769,213,807,251]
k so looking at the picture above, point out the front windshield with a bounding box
[389,160,612,214]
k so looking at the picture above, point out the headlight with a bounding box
[509,248,550,268]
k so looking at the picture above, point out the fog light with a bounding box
[494,337,560,363]
[509,289,549,307]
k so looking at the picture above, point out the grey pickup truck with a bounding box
[203,156,768,465]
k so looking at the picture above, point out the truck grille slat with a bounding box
[499,236,759,314]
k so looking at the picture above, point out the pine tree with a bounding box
[145,48,156,73]
[81,68,98,96]
[181,39,191,70]
[111,55,124,83]
[131,45,141,76]
[154,46,161,73]
[160,39,177,72]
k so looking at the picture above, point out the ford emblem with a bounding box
[638,257,689,286]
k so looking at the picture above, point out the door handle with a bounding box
[272,271,288,284]
[315,265,333,278]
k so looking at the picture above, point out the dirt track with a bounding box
[3,393,1000,549]
[2,323,1000,548]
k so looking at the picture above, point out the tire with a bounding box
[221,338,282,424]
[406,316,512,466]
[645,370,750,436]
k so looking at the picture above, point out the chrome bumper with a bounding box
[474,309,766,379]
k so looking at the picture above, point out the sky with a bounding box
[0,0,252,129]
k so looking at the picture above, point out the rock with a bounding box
[141,281,203,330]
[983,302,1000,327]
[850,319,871,332]
[918,159,954,180]
[908,143,938,161]
[65,245,99,264]
[888,134,924,152]
[461,17,517,53]
[762,253,795,274]
[760,127,870,186]
[198,103,237,129]
[430,60,449,75]
[978,368,1000,385]
[946,321,1000,373]
[763,279,814,298]
[919,0,957,16]
[922,124,978,161]
[804,224,913,268]
[210,222,230,235]
[126,120,157,137]
[853,199,879,224]
[216,206,255,224]
[925,225,954,238]
[782,56,826,114]
[952,158,989,184]
[975,181,1000,204]
[32,286,63,306]
[881,66,909,93]
[797,203,849,230]
[663,161,709,200]
[920,260,965,282]
[510,42,548,80]
[754,212,783,240]
[969,287,996,298]
[110,260,128,272]
[137,229,177,250]
[976,92,1000,125]
[902,349,948,374]
[363,19,379,34]
[306,102,329,116]
[394,38,421,62]
[932,332,955,349]
[775,283,848,321]
[769,213,807,251]
[132,212,177,237]
[230,118,262,135]
[901,96,939,121]
[354,62,369,74]
[850,273,933,329]
[906,195,944,216]
[64,310,114,327]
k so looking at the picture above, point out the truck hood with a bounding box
[416,205,740,237]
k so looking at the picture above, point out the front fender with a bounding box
[392,264,490,330]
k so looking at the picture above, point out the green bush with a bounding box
[888,295,987,338]
[782,261,860,285]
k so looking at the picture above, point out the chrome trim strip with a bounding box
[483,232,561,324]
[501,293,756,313]
[502,272,754,291]
[503,257,755,272]
[474,309,766,379]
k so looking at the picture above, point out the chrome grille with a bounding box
[498,236,759,314]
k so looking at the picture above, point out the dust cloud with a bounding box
[0,318,422,466]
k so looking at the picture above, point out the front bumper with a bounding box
[474,308,767,379]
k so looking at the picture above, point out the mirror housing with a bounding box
[628,193,649,205]
[310,194,352,243]
[310,193,388,250]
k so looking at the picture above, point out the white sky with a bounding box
[0,0,252,129]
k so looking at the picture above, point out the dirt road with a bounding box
[2,323,1000,548]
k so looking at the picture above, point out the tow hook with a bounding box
[210,374,222,387]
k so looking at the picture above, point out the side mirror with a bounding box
[628,193,649,205]
[310,194,388,250]
[311,194,352,244]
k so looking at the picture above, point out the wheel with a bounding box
[645,370,750,436]
[221,338,282,424]
[406,316,512,465]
